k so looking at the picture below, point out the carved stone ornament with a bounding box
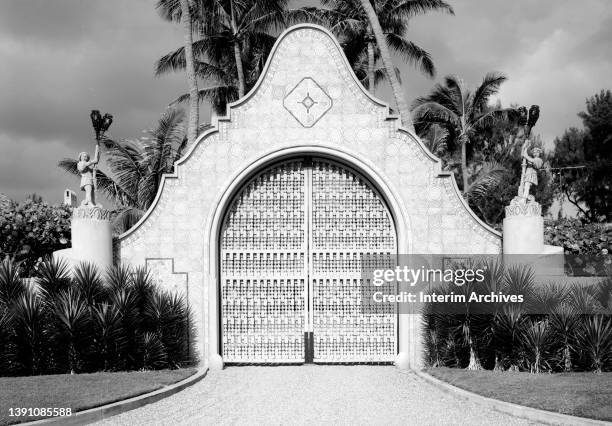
[505,197,542,217]
[72,205,113,221]
[283,77,332,127]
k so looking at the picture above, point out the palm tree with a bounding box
[180,0,199,143]
[59,109,191,232]
[157,0,287,106]
[164,40,274,115]
[309,1,452,94]
[412,72,508,196]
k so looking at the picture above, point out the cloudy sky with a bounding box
[1,0,611,204]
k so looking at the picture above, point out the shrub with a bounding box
[0,258,193,377]
[0,257,26,308]
[12,292,49,375]
[577,316,612,373]
[545,218,611,254]
[0,198,71,275]
[423,262,612,373]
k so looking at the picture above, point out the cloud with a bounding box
[0,133,77,202]
[0,0,611,203]
[403,0,612,148]
[0,0,191,203]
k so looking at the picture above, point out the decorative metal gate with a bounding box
[220,158,396,363]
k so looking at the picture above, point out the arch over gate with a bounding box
[218,155,397,363]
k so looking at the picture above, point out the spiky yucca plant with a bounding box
[91,304,126,371]
[0,258,193,377]
[73,262,107,307]
[138,332,167,370]
[522,320,552,373]
[34,257,72,303]
[12,292,47,375]
[0,257,26,308]
[577,315,612,373]
[52,288,90,374]
[0,307,13,373]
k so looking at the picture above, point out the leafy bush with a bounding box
[423,263,612,373]
[0,198,71,275]
[0,258,193,377]
[545,218,612,256]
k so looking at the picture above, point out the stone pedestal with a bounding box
[503,201,544,254]
[54,206,113,272]
[503,199,564,277]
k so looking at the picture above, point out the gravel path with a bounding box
[96,366,533,425]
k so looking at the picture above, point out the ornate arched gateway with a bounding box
[220,157,397,363]
[116,24,502,370]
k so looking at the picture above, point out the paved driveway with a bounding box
[96,366,532,425]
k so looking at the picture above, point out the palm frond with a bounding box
[387,0,455,19]
[472,71,508,112]
[466,161,507,200]
[385,33,435,77]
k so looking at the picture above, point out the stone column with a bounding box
[503,200,564,276]
[503,201,544,254]
[70,206,114,272]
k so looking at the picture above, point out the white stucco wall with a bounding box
[117,24,501,368]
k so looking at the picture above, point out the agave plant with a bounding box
[577,315,612,373]
[160,293,191,367]
[425,329,442,368]
[34,257,72,303]
[12,292,48,375]
[549,302,580,372]
[132,266,155,316]
[52,288,91,374]
[106,264,134,293]
[568,285,603,315]
[138,331,167,370]
[108,285,140,369]
[73,262,107,308]
[592,278,612,314]
[91,303,125,371]
[532,283,570,316]
[504,265,536,296]
[0,307,13,374]
[522,320,552,374]
[0,257,26,308]
[491,304,528,371]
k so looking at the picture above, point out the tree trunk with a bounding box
[180,0,199,144]
[367,35,375,93]
[233,41,246,98]
[359,0,413,131]
[230,0,246,98]
[467,341,482,370]
[461,136,469,196]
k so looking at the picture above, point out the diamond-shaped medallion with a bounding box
[283,77,332,128]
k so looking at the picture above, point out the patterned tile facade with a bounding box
[117,25,501,367]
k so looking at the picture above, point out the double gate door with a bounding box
[220,157,396,363]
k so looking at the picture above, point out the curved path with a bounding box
[96,366,532,425]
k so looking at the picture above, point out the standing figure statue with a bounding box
[77,142,100,207]
[519,140,543,201]
[515,105,541,203]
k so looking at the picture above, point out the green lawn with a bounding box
[427,367,612,421]
[0,368,197,425]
